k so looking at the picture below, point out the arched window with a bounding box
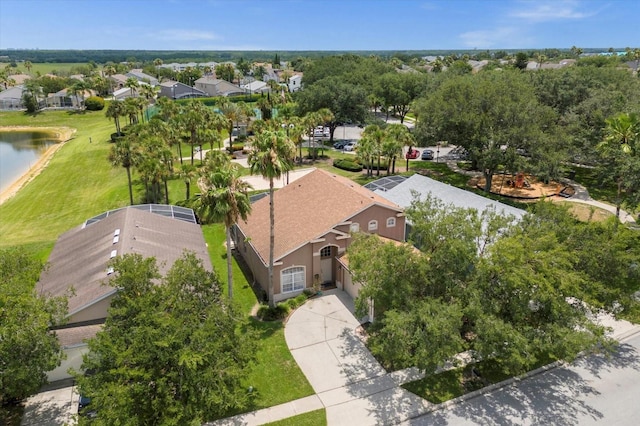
[281,266,305,293]
[350,222,360,233]
[386,217,396,227]
[320,246,332,258]
[368,220,378,231]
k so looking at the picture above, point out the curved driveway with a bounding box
[284,289,431,425]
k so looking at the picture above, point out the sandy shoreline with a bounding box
[0,126,76,205]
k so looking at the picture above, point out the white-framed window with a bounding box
[368,220,378,231]
[281,266,305,293]
[320,246,332,258]
[387,217,396,227]
[350,222,360,233]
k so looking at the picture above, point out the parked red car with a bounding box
[405,148,419,159]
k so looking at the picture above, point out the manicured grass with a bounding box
[403,360,530,404]
[202,224,259,314]
[1,62,81,76]
[201,223,315,416]
[403,368,466,404]
[264,409,326,425]
[0,109,202,249]
[0,109,130,248]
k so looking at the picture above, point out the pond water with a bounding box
[0,131,58,194]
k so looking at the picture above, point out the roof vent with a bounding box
[114,228,121,237]
[110,249,117,258]
[113,236,119,244]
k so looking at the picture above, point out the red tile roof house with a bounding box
[37,205,211,382]
[233,169,406,305]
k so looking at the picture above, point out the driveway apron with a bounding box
[285,289,431,425]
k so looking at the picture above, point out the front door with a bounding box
[320,246,333,284]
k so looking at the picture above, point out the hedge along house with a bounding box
[233,169,405,305]
[37,205,211,381]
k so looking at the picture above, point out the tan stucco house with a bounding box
[233,169,405,303]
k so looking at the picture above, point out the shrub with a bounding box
[333,158,363,172]
[256,304,289,321]
[84,96,105,111]
[110,132,125,142]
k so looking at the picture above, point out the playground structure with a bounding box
[475,172,574,200]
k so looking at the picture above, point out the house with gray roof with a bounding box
[126,69,159,86]
[241,80,270,94]
[370,174,526,221]
[0,85,24,110]
[159,80,207,99]
[195,76,245,97]
[39,205,210,381]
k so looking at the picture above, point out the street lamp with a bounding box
[436,142,441,163]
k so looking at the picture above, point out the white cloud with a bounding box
[509,0,595,22]
[459,27,526,49]
[151,29,219,41]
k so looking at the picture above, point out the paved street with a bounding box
[403,332,640,425]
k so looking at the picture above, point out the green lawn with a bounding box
[403,360,534,404]
[264,409,326,425]
[1,62,83,76]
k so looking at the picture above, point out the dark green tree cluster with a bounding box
[75,252,255,424]
[348,199,638,376]
[0,249,67,406]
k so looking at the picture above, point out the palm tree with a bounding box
[219,100,247,152]
[105,100,126,135]
[177,100,215,165]
[124,97,141,125]
[357,135,376,178]
[248,129,295,308]
[316,108,335,156]
[109,135,138,205]
[68,80,89,110]
[381,137,402,176]
[362,125,386,176]
[125,77,140,98]
[178,163,197,200]
[597,112,640,220]
[195,151,252,299]
[0,69,15,90]
[302,112,322,162]
[103,65,116,94]
[385,123,415,172]
[139,84,159,121]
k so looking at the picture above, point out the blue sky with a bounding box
[0,0,637,51]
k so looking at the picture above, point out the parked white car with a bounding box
[343,141,358,151]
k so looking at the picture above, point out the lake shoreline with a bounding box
[0,126,76,205]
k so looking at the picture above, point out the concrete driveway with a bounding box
[285,290,431,425]
[21,383,77,426]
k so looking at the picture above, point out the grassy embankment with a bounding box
[0,109,315,418]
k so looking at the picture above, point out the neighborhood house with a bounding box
[37,205,211,381]
[233,169,405,304]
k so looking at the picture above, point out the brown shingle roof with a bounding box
[37,207,211,318]
[237,169,402,265]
